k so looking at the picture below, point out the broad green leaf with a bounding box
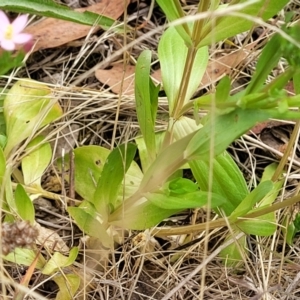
[216,76,231,103]
[42,247,79,275]
[293,66,300,94]
[158,26,208,112]
[237,214,277,236]
[4,167,15,212]
[173,116,248,215]
[260,163,283,206]
[109,198,180,230]
[0,147,5,182]
[168,178,198,195]
[54,274,80,300]
[284,218,296,246]
[185,108,272,160]
[198,0,289,48]
[69,146,110,201]
[237,163,283,236]
[22,136,52,188]
[145,190,225,210]
[3,248,46,269]
[115,160,143,205]
[156,0,192,45]
[135,51,158,165]
[93,143,136,218]
[61,145,142,204]
[138,132,195,193]
[68,202,112,248]
[0,0,115,28]
[135,132,165,172]
[219,231,246,267]
[190,156,248,216]
[4,79,62,157]
[15,184,35,223]
[284,214,300,245]
[245,34,283,95]
[230,181,273,219]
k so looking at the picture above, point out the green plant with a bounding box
[0,2,122,297]
[0,79,80,299]
[65,0,300,266]
[1,1,300,298]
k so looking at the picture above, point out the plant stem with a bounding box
[272,120,300,181]
[171,46,198,119]
[152,194,300,237]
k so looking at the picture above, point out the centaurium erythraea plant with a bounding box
[0,11,32,51]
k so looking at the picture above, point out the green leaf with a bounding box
[54,274,80,300]
[115,160,143,206]
[145,190,225,210]
[284,219,296,246]
[3,248,46,269]
[190,153,248,216]
[15,184,35,223]
[135,51,158,165]
[61,145,142,206]
[198,0,289,48]
[185,108,272,161]
[68,146,110,201]
[0,146,5,183]
[42,247,79,275]
[284,213,300,245]
[216,76,231,103]
[219,231,247,267]
[138,132,195,193]
[0,50,25,76]
[156,0,192,45]
[0,0,115,29]
[230,181,273,219]
[237,214,277,236]
[236,164,283,236]
[22,136,52,188]
[109,199,180,230]
[294,213,300,231]
[135,132,165,172]
[4,79,62,157]
[245,34,283,95]
[158,26,208,112]
[168,178,198,195]
[68,202,112,248]
[173,116,248,215]
[93,144,136,218]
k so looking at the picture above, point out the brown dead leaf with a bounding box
[35,222,69,253]
[25,0,128,52]
[95,42,258,95]
[95,63,161,95]
[250,120,287,135]
[95,64,136,95]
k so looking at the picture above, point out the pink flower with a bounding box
[0,11,32,51]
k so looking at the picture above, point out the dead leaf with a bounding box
[250,120,287,135]
[35,222,69,253]
[25,0,128,52]
[95,64,136,95]
[95,42,258,95]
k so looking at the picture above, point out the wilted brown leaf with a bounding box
[95,64,136,95]
[25,0,128,52]
[95,42,258,95]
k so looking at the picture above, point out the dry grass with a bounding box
[1,0,300,299]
